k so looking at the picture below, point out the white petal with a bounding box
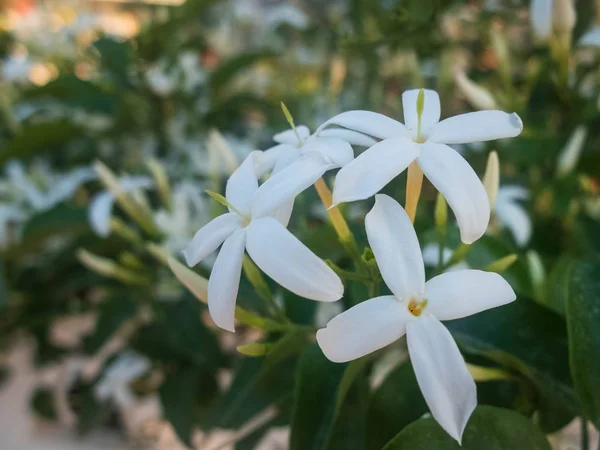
[89,192,115,237]
[273,125,310,145]
[272,149,302,174]
[316,111,410,140]
[183,213,240,266]
[531,0,553,39]
[271,200,294,228]
[406,315,476,444]
[226,152,259,215]
[425,270,516,321]
[580,26,600,47]
[252,154,332,219]
[301,136,354,167]
[317,296,412,363]
[120,175,153,191]
[418,143,490,244]
[207,229,246,332]
[428,111,523,144]
[422,243,453,267]
[245,217,343,301]
[318,128,378,147]
[331,138,420,205]
[496,185,529,202]
[402,89,440,134]
[366,194,425,299]
[253,144,297,177]
[494,201,532,247]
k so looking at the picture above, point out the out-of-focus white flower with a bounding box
[95,351,150,408]
[319,89,523,244]
[494,186,532,247]
[580,26,600,46]
[1,55,32,83]
[422,243,469,271]
[155,182,210,253]
[183,153,343,332]
[531,0,576,40]
[317,195,516,443]
[557,126,587,177]
[89,175,153,237]
[178,51,207,93]
[453,69,497,110]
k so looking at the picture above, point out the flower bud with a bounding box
[482,151,500,208]
[237,342,274,357]
[454,70,497,110]
[557,126,587,177]
[485,254,518,274]
[552,0,576,34]
[146,158,172,211]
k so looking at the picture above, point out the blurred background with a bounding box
[0,0,599,449]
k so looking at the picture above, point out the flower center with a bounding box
[407,297,428,317]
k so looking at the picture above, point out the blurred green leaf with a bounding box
[567,257,600,429]
[159,365,202,448]
[31,387,58,420]
[290,344,367,450]
[93,38,133,89]
[209,51,276,92]
[83,295,137,354]
[366,361,428,450]
[382,406,551,450]
[0,120,83,166]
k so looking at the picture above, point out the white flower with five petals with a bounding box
[183,153,343,332]
[316,194,516,443]
[317,89,523,243]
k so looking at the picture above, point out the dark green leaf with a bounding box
[366,361,428,450]
[290,344,366,450]
[31,387,58,420]
[382,406,551,450]
[160,365,202,448]
[209,51,275,92]
[0,120,83,166]
[83,295,137,354]
[567,257,600,429]
[93,38,132,89]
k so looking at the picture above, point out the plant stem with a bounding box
[581,417,590,450]
[406,162,423,223]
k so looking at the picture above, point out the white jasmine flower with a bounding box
[183,153,343,332]
[95,352,150,408]
[580,26,600,46]
[317,195,515,443]
[145,59,176,96]
[318,89,523,243]
[89,176,153,237]
[494,186,532,247]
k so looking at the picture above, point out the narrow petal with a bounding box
[271,200,294,228]
[496,185,529,202]
[89,192,115,237]
[245,217,343,301]
[407,315,477,444]
[428,111,523,144]
[183,213,241,266]
[226,152,259,215]
[531,0,553,39]
[316,111,410,140]
[425,269,516,321]
[494,201,532,247]
[318,128,378,147]
[365,194,425,299]
[402,89,441,134]
[207,229,246,332]
[331,138,420,205]
[580,26,600,47]
[273,125,310,145]
[301,136,354,167]
[252,154,331,219]
[317,295,412,363]
[272,149,302,174]
[418,143,490,244]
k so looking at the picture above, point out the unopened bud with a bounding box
[237,342,274,357]
[557,126,587,177]
[435,193,447,229]
[146,158,172,211]
[485,254,518,273]
[454,70,497,110]
[483,151,500,208]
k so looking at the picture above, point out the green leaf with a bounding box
[83,295,137,354]
[93,38,132,89]
[382,406,551,450]
[366,361,428,450]
[0,260,8,310]
[289,344,367,450]
[567,257,600,429]
[159,365,201,448]
[0,120,83,166]
[30,387,58,420]
[541,256,573,316]
[209,51,275,92]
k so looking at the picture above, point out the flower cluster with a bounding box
[184,88,523,443]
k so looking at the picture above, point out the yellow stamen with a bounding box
[408,298,428,317]
[405,162,423,223]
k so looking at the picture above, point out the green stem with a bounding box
[582,418,590,450]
